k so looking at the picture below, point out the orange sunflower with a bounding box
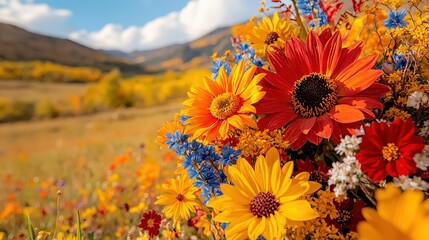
[255,29,390,150]
[183,60,265,142]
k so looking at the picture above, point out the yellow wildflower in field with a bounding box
[357,184,429,240]
[208,147,319,240]
[155,173,201,223]
[248,12,297,59]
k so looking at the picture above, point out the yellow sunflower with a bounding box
[357,184,429,240]
[207,147,320,240]
[248,12,297,59]
[155,173,201,224]
[183,60,265,142]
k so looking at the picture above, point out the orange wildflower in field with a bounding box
[183,60,265,142]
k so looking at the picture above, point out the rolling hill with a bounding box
[0,23,143,73]
[127,26,233,72]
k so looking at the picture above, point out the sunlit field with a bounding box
[0,102,181,238]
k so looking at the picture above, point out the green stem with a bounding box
[291,0,308,39]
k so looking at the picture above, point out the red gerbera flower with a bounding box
[295,158,330,185]
[356,118,425,181]
[255,29,389,150]
[138,210,162,238]
[325,198,365,234]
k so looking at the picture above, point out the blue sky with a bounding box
[0,0,262,51]
[35,0,189,31]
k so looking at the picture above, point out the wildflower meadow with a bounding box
[2,0,429,239]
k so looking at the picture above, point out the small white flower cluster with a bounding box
[335,135,362,156]
[407,91,428,109]
[329,135,363,197]
[414,145,429,171]
[419,120,429,138]
[393,175,429,191]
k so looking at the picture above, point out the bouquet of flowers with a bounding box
[140,0,429,239]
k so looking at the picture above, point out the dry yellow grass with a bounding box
[0,80,91,102]
[0,101,183,182]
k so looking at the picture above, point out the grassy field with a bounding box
[0,80,91,102]
[0,101,182,180]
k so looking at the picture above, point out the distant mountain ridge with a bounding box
[0,23,143,73]
[103,26,234,72]
[0,21,233,73]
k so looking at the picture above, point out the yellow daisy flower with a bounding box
[357,184,429,240]
[183,60,265,142]
[155,173,201,223]
[208,147,320,240]
[248,12,297,59]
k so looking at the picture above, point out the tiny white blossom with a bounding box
[419,120,429,138]
[335,135,362,156]
[407,91,428,109]
[328,158,362,197]
[393,175,429,191]
[414,145,429,171]
[354,125,365,136]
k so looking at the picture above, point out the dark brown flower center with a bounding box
[176,194,184,201]
[265,32,279,45]
[291,73,338,118]
[336,210,352,225]
[250,192,279,218]
[310,171,326,183]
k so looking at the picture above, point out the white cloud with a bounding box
[70,0,261,52]
[0,0,72,36]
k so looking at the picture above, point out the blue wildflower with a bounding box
[179,115,190,125]
[240,42,250,51]
[220,145,241,165]
[209,59,231,80]
[384,9,408,29]
[164,130,189,155]
[316,9,328,26]
[297,0,314,15]
[250,57,264,67]
[393,53,407,70]
[220,223,229,230]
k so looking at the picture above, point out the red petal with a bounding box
[284,36,313,78]
[305,31,323,73]
[331,41,363,79]
[307,129,323,145]
[291,133,308,150]
[331,104,365,123]
[357,83,390,98]
[322,31,342,77]
[336,54,382,96]
[313,114,333,139]
[284,119,307,144]
[300,117,316,135]
[255,88,291,114]
[318,29,333,46]
[258,112,298,130]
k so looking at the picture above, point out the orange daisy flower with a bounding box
[183,60,265,142]
[256,29,390,150]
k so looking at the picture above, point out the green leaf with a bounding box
[26,211,36,240]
